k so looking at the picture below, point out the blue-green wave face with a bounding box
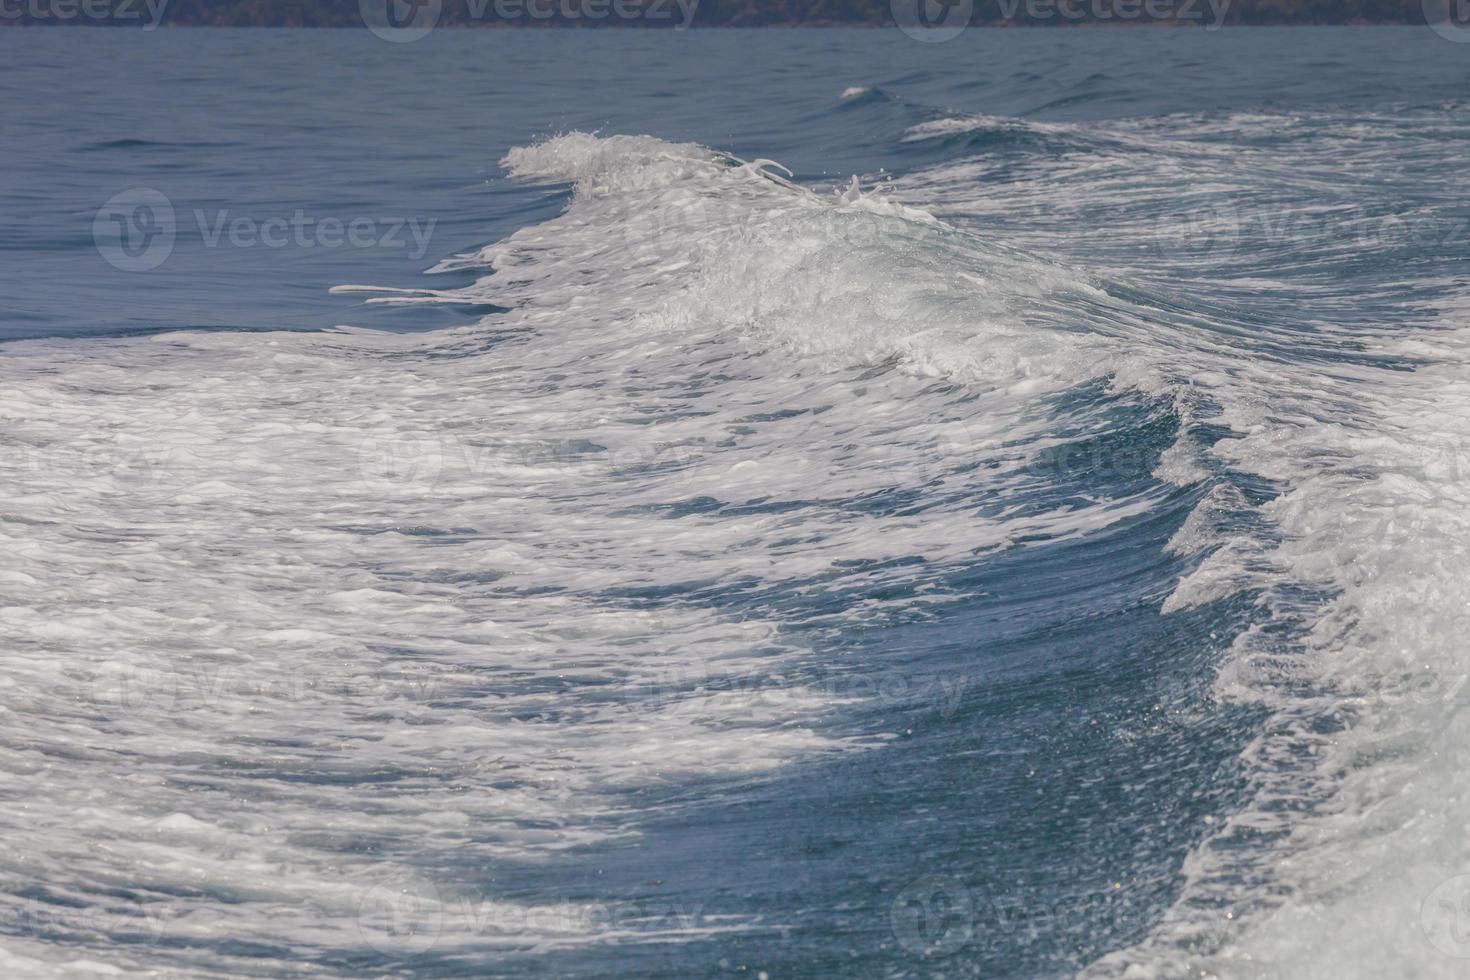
[3,25,1469,980]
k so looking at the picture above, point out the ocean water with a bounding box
[3,24,1470,979]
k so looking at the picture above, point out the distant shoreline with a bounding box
[0,20,1443,28]
[0,0,1441,30]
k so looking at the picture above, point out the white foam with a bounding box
[913,107,1470,979]
[0,131,1168,972]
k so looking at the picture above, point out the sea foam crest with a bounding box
[348,132,1128,397]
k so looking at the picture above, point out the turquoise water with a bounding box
[3,25,1470,979]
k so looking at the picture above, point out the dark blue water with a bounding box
[4,27,1466,342]
[4,25,1470,980]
